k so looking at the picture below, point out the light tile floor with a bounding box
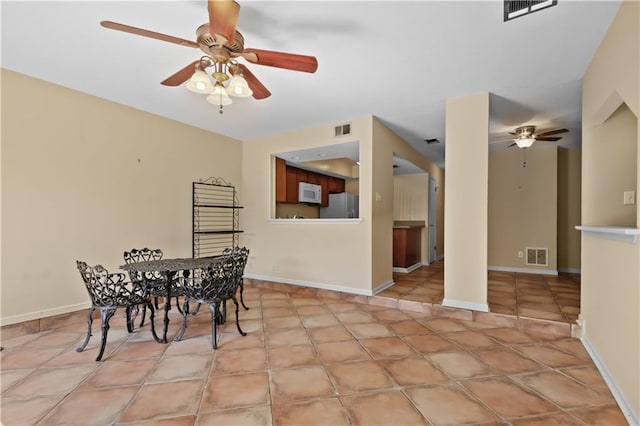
[383,260,581,323]
[1,281,626,425]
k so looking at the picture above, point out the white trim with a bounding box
[0,301,91,327]
[266,218,363,225]
[442,298,489,312]
[392,263,422,274]
[372,280,394,295]
[580,336,639,425]
[558,267,581,274]
[576,225,640,244]
[244,273,373,296]
[436,254,444,261]
[488,265,558,276]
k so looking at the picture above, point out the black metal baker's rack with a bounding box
[192,177,243,258]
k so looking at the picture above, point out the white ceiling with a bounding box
[1,1,621,168]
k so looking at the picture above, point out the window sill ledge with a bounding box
[575,225,640,244]
[267,218,363,225]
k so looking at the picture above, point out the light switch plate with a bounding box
[623,191,636,205]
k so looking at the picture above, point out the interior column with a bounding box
[443,92,490,312]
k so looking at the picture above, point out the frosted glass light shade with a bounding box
[227,74,253,97]
[186,69,214,94]
[206,84,232,106]
[515,137,535,148]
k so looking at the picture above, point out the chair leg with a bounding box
[147,301,161,344]
[125,306,134,333]
[174,300,190,342]
[130,304,140,326]
[240,279,250,310]
[209,303,221,349]
[232,296,247,337]
[76,307,95,353]
[192,303,202,316]
[96,308,116,361]
[139,304,147,327]
[175,295,184,314]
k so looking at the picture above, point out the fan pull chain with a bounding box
[522,149,527,168]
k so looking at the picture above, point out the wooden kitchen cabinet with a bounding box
[275,157,287,202]
[328,176,345,194]
[319,175,329,207]
[275,159,345,204]
[285,166,299,203]
[393,227,421,269]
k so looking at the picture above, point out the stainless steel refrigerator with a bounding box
[320,192,359,218]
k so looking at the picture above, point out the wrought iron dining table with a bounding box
[120,256,221,343]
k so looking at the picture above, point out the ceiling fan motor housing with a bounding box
[516,125,536,138]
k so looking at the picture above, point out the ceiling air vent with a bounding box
[334,123,352,137]
[525,247,548,266]
[504,0,557,22]
[425,138,439,144]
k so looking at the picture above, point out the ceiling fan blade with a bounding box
[508,142,517,148]
[208,0,240,45]
[100,21,198,48]
[161,60,200,86]
[535,136,562,142]
[233,64,271,99]
[535,128,569,137]
[242,48,318,73]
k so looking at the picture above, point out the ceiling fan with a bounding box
[508,125,569,148]
[100,0,318,112]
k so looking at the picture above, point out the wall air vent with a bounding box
[525,247,548,266]
[334,123,352,137]
[504,0,557,22]
[425,138,440,144]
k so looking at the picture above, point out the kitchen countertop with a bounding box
[393,221,426,229]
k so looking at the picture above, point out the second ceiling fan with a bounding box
[101,0,318,111]
[509,126,569,148]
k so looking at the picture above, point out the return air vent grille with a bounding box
[504,0,557,21]
[334,123,352,137]
[526,247,548,266]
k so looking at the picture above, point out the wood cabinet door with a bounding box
[275,157,287,202]
[328,177,346,194]
[319,175,329,206]
[286,167,299,203]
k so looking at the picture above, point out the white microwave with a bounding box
[298,182,322,204]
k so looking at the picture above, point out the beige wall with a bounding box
[1,69,243,325]
[581,0,639,421]
[488,145,558,272]
[583,104,637,226]
[557,148,582,271]
[444,92,490,311]
[242,116,374,293]
[394,174,429,264]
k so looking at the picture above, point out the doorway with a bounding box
[428,176,438,263]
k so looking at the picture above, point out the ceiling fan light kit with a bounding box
[508,125,569,149]
[100,0,318,115]
[515,137,535,148]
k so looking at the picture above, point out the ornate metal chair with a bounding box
[123,248,182,326]
[76,261,156,361]
[222,246,250,311]
[174,251,248,349]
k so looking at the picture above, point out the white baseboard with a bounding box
[0,301,91,327]
[372,280,394,295]
[244,273,373,296]
[442,298,489,312]
[392,263,422,274]
[580,336,639,425]
[488,266,558,276]
[558,267,581,274]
